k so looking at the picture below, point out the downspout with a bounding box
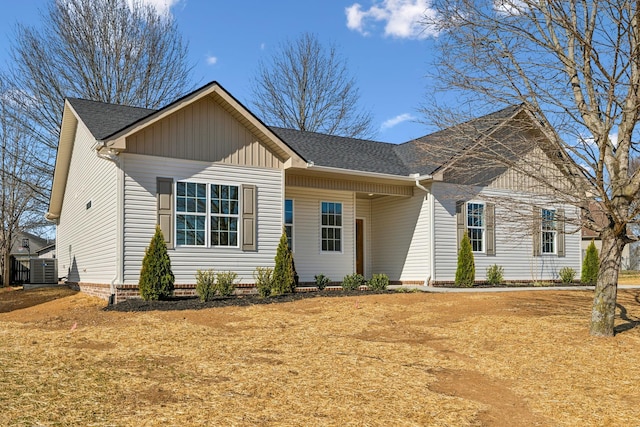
[96,146,121,303]
[412,174,435,286]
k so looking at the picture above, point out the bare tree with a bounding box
[0,81,50,287]
[251,33,375,139]
[7,0,192,168]
[422,0,640,336]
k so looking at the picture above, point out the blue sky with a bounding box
[0,0,441,143]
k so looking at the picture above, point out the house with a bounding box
[45,81,581,302]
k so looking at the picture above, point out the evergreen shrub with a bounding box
[581,240,599,285]
[455,234,475,287]
[139,226,174,300]
[272,231,295,295]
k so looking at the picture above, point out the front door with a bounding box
[356,219,364,275]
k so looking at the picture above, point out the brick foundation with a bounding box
[69,279,428,304]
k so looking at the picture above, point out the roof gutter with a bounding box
[308,164,433,182]
[411,173,435,286]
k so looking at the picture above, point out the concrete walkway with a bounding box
[389,284,640,293]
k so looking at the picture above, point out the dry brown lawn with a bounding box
[1,286,639,426]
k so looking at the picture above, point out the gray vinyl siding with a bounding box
[56,122,118,283]
[122,153,283,284]
[432,182,581,282]
[284,188,355,283]
[370,193,430,283]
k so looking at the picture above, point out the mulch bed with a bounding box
[104,289,397,312]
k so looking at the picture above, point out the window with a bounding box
[210,184,239,247]
[541,209,556,254]
[176,182,206,246]
[176,181,239,247]
[467,202,485,252]
[284,199,294,250]
[321,202,342,252]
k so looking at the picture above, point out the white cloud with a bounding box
[205,55,218,65]
[493,0,528,16]
[381,113,415,130]
[345,0,439,39]
[128,0,181,16]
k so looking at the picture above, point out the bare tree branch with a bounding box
[251,33,375,139]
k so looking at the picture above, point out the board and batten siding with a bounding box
[285,188,355,283]
[122,153,283,284]
[432,182,581,282]
[370,193,430,283]
[56,122,118,283]
[125,96,283,169]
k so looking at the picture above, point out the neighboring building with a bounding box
[9,231,50,265]
[36,242,56,259]
[46,81,582,302]
[581,203,633,270]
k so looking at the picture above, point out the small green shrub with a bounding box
[368,273,389,291]
[342,273,365,291]
[455,234,475,287]
[216,271,238,297]
[314,274,330,290]
[559,267,576,284]
[486,264,504,286]
[195,269,216,302]
[254,267,273,298]
[395,287,419,293]
[581,240,599,285]
[139,226,175,300]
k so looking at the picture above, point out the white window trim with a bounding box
[466,201,485,254]
[175,181,207,248]
[320,201,343,254]
[284,198,294,253]
[175,179,241,249]
[541,208,557,255]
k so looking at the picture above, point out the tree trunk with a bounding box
[589,228,625,336]
[2,250,10,287]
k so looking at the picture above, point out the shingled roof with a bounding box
[270,127,412,176]
[67,98,155,140]
[65,93,523,178]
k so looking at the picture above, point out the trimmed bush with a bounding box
[195,269,216,302]
[581,240,599,285]
[342,273,365,291]
[314,274,330,290]
[216,271,238,297]
[486,264,504,286]
[139,226,174,300]
[455,234,475,287]
[272,231,295,295]
[254,267,273,298]
[559,267,576,284]
[368,273,389,291]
